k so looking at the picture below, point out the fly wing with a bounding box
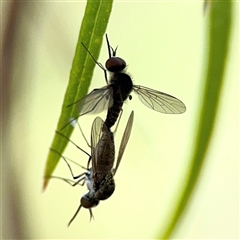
[61,87,113,130]
[77,86,114,116]
[133,85,186,114]
[113,111,134,175]
[91,117,104,176]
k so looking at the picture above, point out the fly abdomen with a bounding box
[95,130,115,177]
[105,102,123,129]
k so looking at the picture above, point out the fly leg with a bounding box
[50,148,90,186]
[55,131,90,157]
[112,108,123,134]
[77,120,91,148]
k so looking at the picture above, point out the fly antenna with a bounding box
[111,46,118,57]
[105,34,112,58]
[68,204,82,226]
[89,208,95,222]
[106,34,118,57]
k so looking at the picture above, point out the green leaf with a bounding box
[43,0,113,190]
[159,1,233,238]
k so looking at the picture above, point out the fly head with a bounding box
[81,193,99,209]
[105,57,126,72]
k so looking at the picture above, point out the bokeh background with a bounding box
[2,1,239,239]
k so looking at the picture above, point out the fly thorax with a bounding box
[111,72,133,102]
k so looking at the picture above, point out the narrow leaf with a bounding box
[159,1,232,238]
[43,0,113,190]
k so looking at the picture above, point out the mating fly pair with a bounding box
[54,34,186,224]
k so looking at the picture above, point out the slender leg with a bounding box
[113,108,123,134]
[77,121,91,148]
[50,148,89,180]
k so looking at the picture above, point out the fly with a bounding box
[53,110,134,225]
[65,34,186,130]
[68,110,134,225]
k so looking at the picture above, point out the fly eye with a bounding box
[105,57,126,72]
[81,196,99,209]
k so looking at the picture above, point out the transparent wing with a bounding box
[114,111,134,175]
[91,117,104,174]
[77,86,114,116]
[133,85,186,114]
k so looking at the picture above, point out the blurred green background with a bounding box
[2,1,239,239]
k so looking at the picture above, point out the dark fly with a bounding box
[67,34,186,130]
[67,110,134,225]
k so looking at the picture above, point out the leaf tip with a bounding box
[42,176,49,192]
